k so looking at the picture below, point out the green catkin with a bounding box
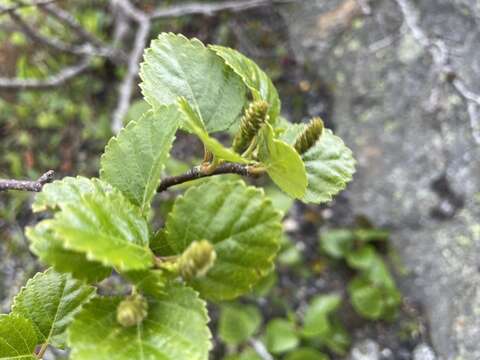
[116,294,149,327]
[178,240,217,280]
[294,117,324,154]
[232,100,269,154]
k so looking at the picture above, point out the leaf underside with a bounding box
[0,315,37,360]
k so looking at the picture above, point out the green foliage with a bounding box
[218,304,262,345]
[68,284,211,360]
[141,33,247,133]
[320,226,401,320]
[1,32,357,359]
[11,269,95,348]
[210,45,281,122]
[284,348,328,360]
[265,318,299,354]
[0,314,37,360]
[100,106,181,215]
[163,179,282,300]
[49,190,153,271]
[258,124,308,199]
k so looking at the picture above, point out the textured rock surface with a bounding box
[284,0,480,359]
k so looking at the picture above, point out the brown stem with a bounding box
[36,342,48,359]
[157,162,258,192]
[0,170,55,192]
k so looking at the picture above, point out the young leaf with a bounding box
[68,284,211,360]
[0,315,37,360]
[11,268,95,349]
[178,98,247,163]
[164,179,282,300]
[122,270,167,297]
[27,222,111,283]
[265,318,299,354]
[100,106,181,214]
[302,294,341,339]
[283,124,356,203]
[32,176,112,213]
[284,348,329,360]
[218,304,262,346]
[140,33,246,133]
[210,45,281,122]
[258,124,307,199]
[319,229,355,259]
[49,191,153,271]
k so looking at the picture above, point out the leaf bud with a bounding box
[232,100,269,153]
[294,117,324,154]
[116,294,148,327]
[178,240,217,280]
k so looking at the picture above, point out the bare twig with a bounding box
[0,56,91,89]
[38,3,104,48]
[0,170,55,192]
[157,163,253,192]
[149,0,281,19]
[395,0,480,143]
[111,0,150,133]
[248,339,274,360]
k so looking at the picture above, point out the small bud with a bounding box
[232,100,269,154]
[116,294,148,327]
[293,117,324,154]
[178,240,216,280]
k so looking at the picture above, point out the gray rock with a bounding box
[413,343,437,360]
[283,0,480,359]
[350,339,380,360]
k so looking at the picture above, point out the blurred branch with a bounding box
[395,0,480,143]
[0,57,91,89]
[0,0,58,15]
[149,0,289,19]
[0,0,291,132]
[248,339,274,360]
[0,170,54,192]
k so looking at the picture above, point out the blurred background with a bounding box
[0,1,479,359]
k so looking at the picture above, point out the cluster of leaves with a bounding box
[320,225,402,320]
[218,293,348,360]
[0,33,355,359]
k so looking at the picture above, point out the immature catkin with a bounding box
[293,117,324,154]
[116,294,149,327]
[232,100,269,154]
[178,240,216,280]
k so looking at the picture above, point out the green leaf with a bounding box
[258,124,307,199]
[210,45,281,122]
[164,179,282,300]
[100,106,181,214]
[178,98,247,163]
[68,283,211,360]
[122,270,167,297]
[49,190,153,271]
[302,294,341,339]
[284,348,329,360]
[218,304,261,346]
[0,315,37,360]
[140,33,246,133]
[32,176,112,213]
[224,348,262,360]
[348,276,384,320]
[354,228,389,243]
[282,124,355,203]
[27,221,111,283]
[348,275,401,321]
[323,319,350,355]
[265,318,299,354]
[11,269,95,349]
[320,229,355,259]
[345,245,377,271]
